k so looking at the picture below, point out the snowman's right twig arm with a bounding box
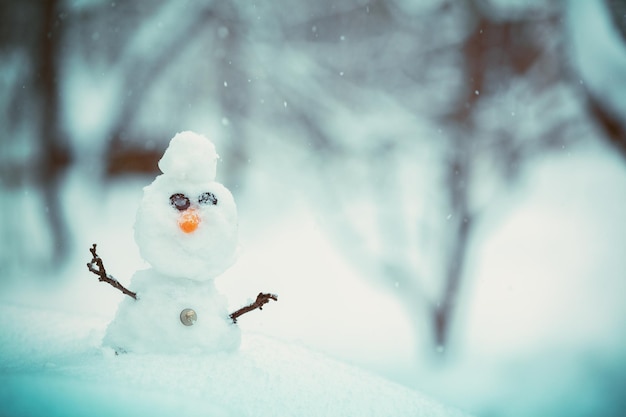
[229,293,277,323]
[87,244,138,300]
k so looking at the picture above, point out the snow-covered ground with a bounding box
[0,300,468,417]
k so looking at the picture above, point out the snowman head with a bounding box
[134,131,238,280]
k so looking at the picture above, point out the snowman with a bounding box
[89,131,275,354]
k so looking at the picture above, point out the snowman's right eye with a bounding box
[169,193,190,211]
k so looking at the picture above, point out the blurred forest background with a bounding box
[2,0,626,415]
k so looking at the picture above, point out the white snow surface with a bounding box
[0,300,469,417]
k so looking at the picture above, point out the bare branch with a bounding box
[230,293,278,323]
[87,244,138,300]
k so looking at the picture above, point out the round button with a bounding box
[180,308,197,326]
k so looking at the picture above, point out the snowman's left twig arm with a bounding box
[230,293,277,323]
[87,244,138,300]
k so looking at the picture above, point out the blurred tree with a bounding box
[247,0,591,350]
[607,0,626,41]
[583,0,626,158]
[67,1,252,186]
[1,1,252,275]
[0,0,72,273]
[37,0,73,262]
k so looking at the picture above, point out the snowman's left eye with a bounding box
[170,193,190,211]
[198,192,218,206]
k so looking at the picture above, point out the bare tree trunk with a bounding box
[36,0,72,264]
[432,152,473,349]
[584,0,626,159]
[428,9,486,349]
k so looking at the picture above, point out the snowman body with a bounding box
[103,131,241,354]
[103,269,240,354]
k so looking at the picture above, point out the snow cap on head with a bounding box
[158,131,219,182]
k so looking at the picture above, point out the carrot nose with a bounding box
[178,209,200,233]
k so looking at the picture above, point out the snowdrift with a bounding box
[0,301,470,417]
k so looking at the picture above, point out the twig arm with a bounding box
[230,293,277,323]
[87,244,138,300]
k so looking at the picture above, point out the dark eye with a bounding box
[169,193,190,211]
[198,192,218,206]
